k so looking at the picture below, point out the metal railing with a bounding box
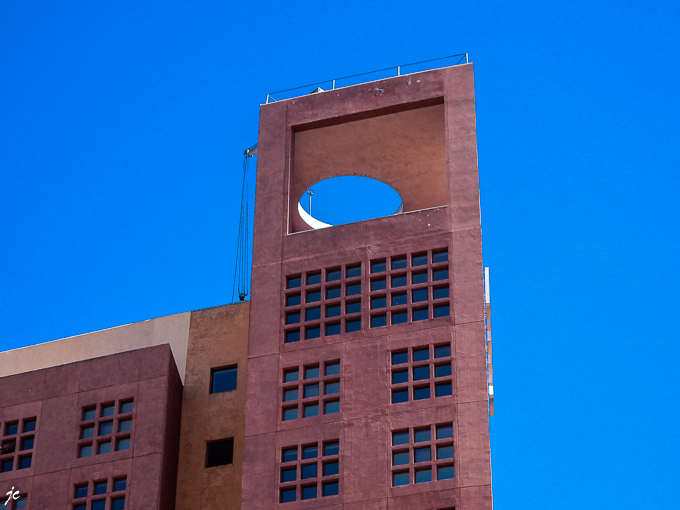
[265,53,469,104]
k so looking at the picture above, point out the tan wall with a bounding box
[175,302,249,510]
[0,312,191,382]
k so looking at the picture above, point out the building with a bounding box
[0,61,492,509]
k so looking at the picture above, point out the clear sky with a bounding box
[2,1,679,507]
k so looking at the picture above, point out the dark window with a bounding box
[392,430,409,446]
[280,488,296,503]
[433,269,449,281]
[324,441,339,456]
[98,441,111,454]
[346,265,361,278]
[346,283,361,296]
[413,308,429,321]
[412,288,428,302]
[392,351,408,365]
[412,271,428,284]
[435,364,452,378]
[325,381,340,394]
[437,424,453,439]
[94,481,107,495]
[326,323,341,336]
[83,407,96,421]
[301,485,317,500]
[18,456,31,469]
[23,420,36,433]
[305,326,320,339]
[91,500,106,510]
[412,253,428,266]
[116,437,130,451]
[415,467,432,483]
[306,307,320,321]
[325,400,340,414]
[304,383,319,398]
[371,260,386,273]
[392,310,408,325]
[211,366,237,393]
[6,423,18,435]
[326,286,341,299]
[393,450,409,465]
[305,366,319,379]
[391,274,407,287]
[0,459,13,472]
[371,315,387,328]
[413,386,430,400]
[392,370,408,384]
[434,304,450,318]
[113,478,127,492]
[74,505,87,510]
[81,426,94,439]
[286,312,300,325]
[74,485,88,499]
[303,445,318,459]
[437,444,454,459]
[285,329,300,343]
[435,344,451,358]
[325,362,340,376]
[371,296,386,309]
[283,407,297,421]
[327,269,341,282]
[120,400,133,414]
[414,446,431,463]
[306,290,321,303]
[392,388,409,404]
[391,256,407,270]
[412,365,430,381]
[323,461,339,476]
[414,428,431,442]
[14,497,26,510]
[346,300,361,314]
[287,276,301,289]
[301,463,317,479]
[281,467,297,482]
[393,471,409,486]
[111,498,125,510]
[307,272,321,285]
[371,278,386,291]
[283,388,298,402]
[282,447,298,462]
[78,445,92,458]
[326,305,341,318]
[346,318,361,332]
[286,294,300,307]
[433,286,450,299]
[438,465,455,480]
[206,438,234,467]
[392,292,407,306]
[323,481,339,496]
[413,347,429,362]
[99,421,113,436]
[284,369,299,382]
[435,382,452,397]
[303,403,319,417]
[432,250,448,263]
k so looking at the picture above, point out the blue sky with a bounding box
[1,1,679,507]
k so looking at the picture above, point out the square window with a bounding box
[14,497,26,510]
[412,365,430,381]
[346,283,361,296]
[323,460,339,476]
[391,292,407,306]
[284,369,300,382]
[304,383,319,398]
[306,290,321,303]
[435,382,452,397]
[81,425,94,439]
[281,467,297,482]
[392,351,408,365]
[371,314,387,328]
[18,456,31,469]
[303,403,319,417]
[116,437,130,451]
[346,318,361,332]
[412,253,428,266]
[286,293,301,307]
[283,407,298,421]
[78,444,92,458]
[307,272,321,285]
[83,407,96,421]
[325,381,340,395]
[99,421,113,436]
[20,437,33,451]
[392,450,409,466]
[305,366,320,379]
[392,256,407,270]
[324,441,339,456]
[392,388,409,404]
[326,305,341,318]
[5,422,18,435]
[435,364,452,378]
[111,497,125,510]
[391,274,407,287]
[283,388,299,402]
[346,300,361,314]
[325,400,340,414]
[432,250,448,263]
[438,464,455,480]
[414,385,430,400]
[113,477,127,491]
[393,471,409,486]
[211,366,238,393]
[22,419,36,433]
[437,444,454,459]
[286,312,300,325]
[346,265,361,278]
[371,278,386,291]
[306,307,321,321]
[98,441,111,454]
[280,487,296,503]
[91,500,106,510]
[371,295,386,309]
[435,344,451,358]
[436,424,453,439]
[74,504,87,510]
[413,307,429,321]
[434,304,450,318]
[101,404,115,417]
[326,268,341,282]
[287,276,301,289]
[323,480,339,497]
[433,269,449,281]
[412,288,428,302]
[392,430,409,446]
[285,329,300,343]
[206,438,234,467]
[392,369,408,384]
[118,420,132,433]
[392,310,408,325]
[303,445,318,459]
[414,446,431,463]
[415,467,432,483]
[325,362,340,376]
[412,271,428,284]
[371,259,386,273]
[74,485,87,499]
[282,447,298,462]
[305,326,320,339]
[325,287,341,300]
[414,428,431,442]
[301,485,317,500]
[433,286,450,299]
[120,400,134,414]
[301,463,318,479]
[325,322,340,336]
[94,480,108,495]
[0,459,13,472]
[413,347,429,361]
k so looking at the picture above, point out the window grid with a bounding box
[369,249,450,328]
[391,424,455,487]
[72,475,128,510]
[283,263,363,343]
[279,440,340,503]
[281,361,341,421]
[390,344,453,404]
[0,417,36,473]
[77,399,133,459]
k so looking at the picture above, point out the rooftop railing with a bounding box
[265,53,469,104]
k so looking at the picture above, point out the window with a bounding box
[211,366,238,393]
[391,423,454,486]
[307,272,321,285]
[0,417,36,473]
[13,496,27,510]
[206,438,234,467]
[281,361,341,421]
[390,344,453,404]
[78,400,133,459]
[279,440,340,502]
[346,265,361,278]
[72,477,128,510]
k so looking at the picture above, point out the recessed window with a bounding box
[287,276,301,289]
[433,269,449,281]
[22,420,36,433]
[120,400,133,414]
[113,477,127,491]
[393,471,409,486]
[391,256,407,270]
[392,310,408,325]
[284,369,299,382]
[435,364,452,378]
[301,485,317,500]
[346,300,361,314]
[286,294,301,307]
[371,295,386,309]
[326,322,341,336]
[435,382,452,397]
[323,481,339,496]
[371,278,386,291]
[371,314,387,328]
[414,428,431,442]
[326,304,341,318]
[325,362,340,376]
[392,292,407,306]
[306,290,321,303]
[78,444,92,458]
[413,385,430,400]
[83,407,96,421]
[91,500,105,510]
[326,286,341,299]
[412,288,428,302]
[438,464,455,480]
[371,260,386,273]
[413,365,430,381]
[301,463,318,479]
[305,366,319,379]
[413,307,429,321]
[325,381,340,394]
[307,272,321,285]
[433,286,449,299]
[346,283,361,296]
[211,366,237,393]
[5,422,18,435]
[346,318,361,332]
[392,369,408,384]
[14,496,27,510]
[74,485,88,499]
[392,351,408,365]
[94,481,107,495]
[303,403,319,417]
[391,274,407,287]
[99,421,113,436]
[326,269,341,282]
[206,438,234,467]
[435,344,451,358]
[0,459,13,472]
[281,467,297,482]
[437,444,454,460]
[346,265,361,278]
[434,304,450,318]
[415,467,432,483]
[323,460,339,476]
[81,426,94,439]
[392,388,409,404]
[18,456,31,469]
[414,446,431,463]
[280,488,296,503]
[285,329,300,343]
[324,441,339,456]
[303,445,318,459]
[98,441,111,454]
[286,312,300,325]
[306,326,320,339]
[304,383,319,398]
[413,347,429,362]
[325,400,340,414]
[412,271,428,284]
[111,497,125,510]
[283,407,298,421]
[306,307,321,321]
[432,250,448,263]
[116,437,130,451]
[393,450,409,466]
[283,388,299,402]
[412,253,428,266]
[282,447,298,462]
[392,430,409,446]
[437,424,453,439]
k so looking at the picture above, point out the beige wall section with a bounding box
[175,302,249,510]
[0,311,191,382]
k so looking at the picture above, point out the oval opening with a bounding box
[298,176,403,229]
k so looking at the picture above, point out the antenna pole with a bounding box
[307,189,314,216]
